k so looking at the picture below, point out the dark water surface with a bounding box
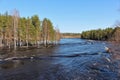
[0,39,120,80]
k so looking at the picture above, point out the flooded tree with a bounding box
[31,15,41,48]
[42,18,60,47]
[0,10,61,49]
[46,19,55,44]
[12,9,19,50]
[54,27,61,44]
[25,17,30,48]
[42,18,47,47]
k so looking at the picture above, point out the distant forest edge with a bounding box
[61,33,81,38]
[81,27,120,42]
[0,10,61,50]
[62,26,120,42]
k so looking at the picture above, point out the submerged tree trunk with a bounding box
[12,9,19,50]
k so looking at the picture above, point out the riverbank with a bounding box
[108,42,120,60]
[0,45,57,61]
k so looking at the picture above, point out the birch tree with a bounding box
[12,9,19,50]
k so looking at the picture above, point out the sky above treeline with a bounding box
[0,0,120,33]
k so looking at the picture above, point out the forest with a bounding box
[0,10,61,50]
[81,27,120,41]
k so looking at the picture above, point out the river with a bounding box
[0,38,120,80]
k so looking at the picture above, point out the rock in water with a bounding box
[104,46,110,53]
[105,57,111,62]
[30,57,34,59]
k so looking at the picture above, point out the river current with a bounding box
[0,38,119,80]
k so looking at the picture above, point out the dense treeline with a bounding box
[110,27,120,42]
[0,10,60,50]
[81,28,114,40]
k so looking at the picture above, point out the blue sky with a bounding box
[0,0,120,33]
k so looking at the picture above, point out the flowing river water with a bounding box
[0,38,120,80]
